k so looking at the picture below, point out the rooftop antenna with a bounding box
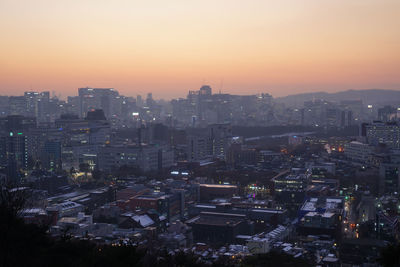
[219,78,224,94]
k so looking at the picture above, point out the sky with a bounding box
[0,0,399,99]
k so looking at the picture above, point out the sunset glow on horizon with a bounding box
[1,0,399,99]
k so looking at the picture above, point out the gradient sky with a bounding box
[1,0,399,99]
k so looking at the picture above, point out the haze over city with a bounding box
[1,0,400,98]
[2,1,400,266]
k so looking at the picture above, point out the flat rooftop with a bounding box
[186,212,246,227]
[301,196,343,213]
[200,184,237,188]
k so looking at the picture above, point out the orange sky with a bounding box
[1,0,399,99]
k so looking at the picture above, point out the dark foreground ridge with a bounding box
[0,187,313,267]
[1,202,399,266]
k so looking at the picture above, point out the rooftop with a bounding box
[301,197,343,213]
[200,184,237,189]
[186,212,246,227]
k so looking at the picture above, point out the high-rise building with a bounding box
[379,163,400,194]
[146,93,154,107]
[365,122,400,148]
[78,87,119,118]
[9,96,27,116]
[0,115,37,181]
[0,96,9,117]
[24,91,40,116]
[67,96,81,116]
[41,140,62,171]
[378,105,397,122]
[136,95,143,107]
[208,123,232,158]
[2,132,28,182]
[187,133,209,161]
[199,85,212,96]
[24,91,51,123]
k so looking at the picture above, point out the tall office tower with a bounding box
[258,93,272,105]
[41,140,62,171]
[67,96,81,116]
[379,164,400,194]
[171,98,191,126]
[378,105,397,122]
[196,86,213,122]
[326,108,339,127]
[24,91,40,116]
[300,108,305,125]
[303,99,338,127]
[3,132,28,182]
[341,111,346,127]
[340,100,363,121]
[187,90,199,108]
[199,85,212,96]
[0,116,35,182]
[37,91,50,122]
[146,93,154,107]
[214,94,232,124]
[0,96,9,116]
[136,95,143,107]
[23,91,51,122]
[78,87,119,118]
[9,96,27,115]
[347,110,353,126]
[186,133,209,161]
[57,109,111,171]
[339,110,353,127]
[255,93,273,124]
[208,123,232,158]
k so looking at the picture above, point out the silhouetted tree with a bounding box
[79,163,90,173]
[0,183,320,267]
[91,169,102,181]
[378,243,400,267]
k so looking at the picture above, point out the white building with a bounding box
[246,225,289,254]
[366,122,400,148]
[97,144,174,172]
[344,141,373,164]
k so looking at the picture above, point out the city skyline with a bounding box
[2,1,400,266]
[1,0,400,99]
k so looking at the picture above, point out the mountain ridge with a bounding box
[275,89,400,107]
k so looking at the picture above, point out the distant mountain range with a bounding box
[275,89,400,107]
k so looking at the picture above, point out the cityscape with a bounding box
[1,1,400,267]
[1,87,400,266]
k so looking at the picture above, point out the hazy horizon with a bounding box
[1,87,400,101]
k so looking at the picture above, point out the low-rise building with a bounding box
[97,144,174,172]
[344,141,373,165]
[186,212,253,245]
[297,196,344,239]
